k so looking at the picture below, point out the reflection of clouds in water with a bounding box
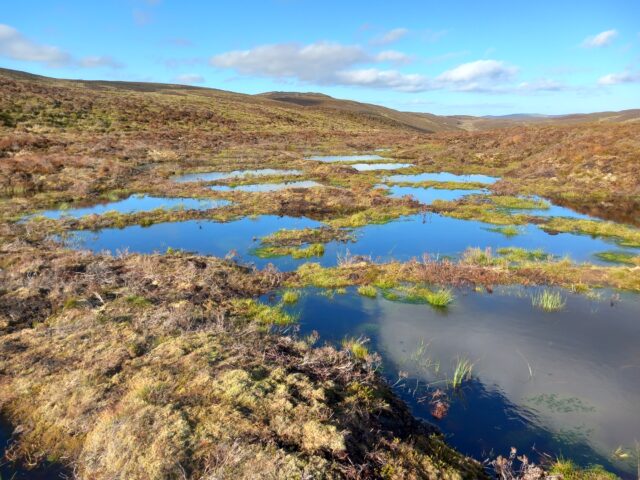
[375,290,640,462]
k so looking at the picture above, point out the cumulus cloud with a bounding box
[598,70,640,85]
[517,79,567,92]
[0,23,70,66]
[210,41,530,94]
[437,59,517,84]
[582,29,618,48]
[371,28,409,45]
[374,50,412,64]
[211,42,368,82]
[174,73,205,84]
[335,69,433,92]
[0,24,123,69]
[78,55,124,69]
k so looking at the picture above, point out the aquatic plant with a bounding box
[281,290,300,304]
[357,285,377,298]
[450,358,473,389]
[341,337,369,360]
[531,289,566,312]
[496,247,552,263]
[487,225,521,237]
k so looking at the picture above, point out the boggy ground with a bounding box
[2,68,639,479]
[0,240,484,479]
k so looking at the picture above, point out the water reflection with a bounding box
[282,287,640,477]
[387,172,499,184]
[34,195,229,219]
[381,185,485,204]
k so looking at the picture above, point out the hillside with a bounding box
[259,91,463,133]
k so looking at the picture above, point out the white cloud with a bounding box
[0,24,123,69]
[437,60,518,84]
[335,69,433,92]
[0,23,70,66]
[374,50,412,64]
[517,79,567,92]
[210,41,533,94]
[79,55,124,69]
[598,70,640,85]
[174,73,205,84]
[371,28,409,45]
[582,29,618,48]
[211,42,368,82]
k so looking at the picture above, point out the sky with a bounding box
[1,0,639,115]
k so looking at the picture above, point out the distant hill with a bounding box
[258,91,462,133]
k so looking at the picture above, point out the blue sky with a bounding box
[1,0,639,115]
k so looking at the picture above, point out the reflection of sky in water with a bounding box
[382,185,485,204]
[210,181,322,192]
[283,287,640,477]
[35,195,230,219]
[305,154,386,162]
[350,163,414,171]
[65,216,321,266]
[387,172,499,184]
[66,212,640,268]
[172,169,302,183]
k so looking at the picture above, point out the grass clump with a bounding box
[531,289,566,312]
[295,263,352,289]
[395,286,455,308]
[548,458,618,479]
[253,243,325,259]
[497,247,553,263]
[281,290,300,304]
[451,358,473,389]
[357,285,377,298]
[341,337,370,360]
[490,195,549,210]
[232,298,297,326]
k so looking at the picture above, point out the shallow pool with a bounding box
[34,195,230,219]
[272,286,640,478]
[382,185,486,204]
[387,172,499,184]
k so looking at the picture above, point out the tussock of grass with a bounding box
[531,289,566,312]
[496,247,552,263]
[232,298,297,326]
[281,289,300,304]
[451,358,473,389]
[548,458,618,479]
[490,195,549,210]
[341,338,370,360]
[357,285,377,298]
[327,205,418,228]
[253,243,325,259]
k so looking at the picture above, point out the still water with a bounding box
[272,286,640,478]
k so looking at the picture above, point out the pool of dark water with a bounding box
[269,286,640,478]
[64,213,639,268]
[387,172,499,184]
[172,169,302,183]
[33,195,230,219]
[210,181,322,192]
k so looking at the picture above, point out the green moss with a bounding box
[548,459,618,479]
[125,295,152,308]
[594,250,639,265]
[232,299,297,326]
